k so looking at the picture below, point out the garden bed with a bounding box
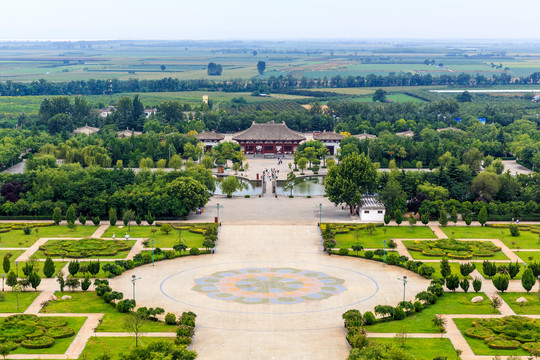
[34,239,136,259]
[329,224,436,249]
[1,314,86,355]
[102,224,209,248]
[0,225,98,248]
[441,226,540,249]
[403,239,507,260]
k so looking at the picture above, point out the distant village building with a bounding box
[117,127,142,138]
[233,121,305,155]
[436,126,464,133]
[395,129,414,137]
[532,94,540,103]
[144,108,157,118]
[99,107,114,118]
[194,131,225,152]
[353,132,378,140]
[203,95,209,104]
[358,196,386,222]
[313,131,345,155]
[73,124,99,136]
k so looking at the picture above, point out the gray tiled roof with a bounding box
[195,131,225,141]
[354,132,377,140]
[233,122,305,141]
[313,132,345,141]
[436,126,464,133]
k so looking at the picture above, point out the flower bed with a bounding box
[39,239,132,258]
[406,238,501,259]
[464,316,540,353]
[0,314,76,350]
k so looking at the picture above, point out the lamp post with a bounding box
[216,203,224,224]
[1,274,4,292]
[15,261,18,277]
[131,275,141,300]
[379,240,387,267]
[151,239,159,266]
[397,276,408,302]
[318,203,322,225]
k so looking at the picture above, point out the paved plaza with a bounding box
[110,224,430,360]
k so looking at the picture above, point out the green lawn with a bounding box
[31,240,136,259]
[368,338,456,359]
[0,225,98,248]
[334,226,436,249]
[454,318,530,356]
[366,293,494,333]
[81,336,176,359]
[10,316,87,354]
[0,249,25,269]
[41,292,177,332]
[440,226,539,249]
[102,225,204,248]
[0,291,40,312]
[402,240,509,261]
[476,262,526,280]
[514,251,540,263]
[499,292,540,314]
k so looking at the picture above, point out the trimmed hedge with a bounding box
[21,336,55,349]
[40,239,132,258]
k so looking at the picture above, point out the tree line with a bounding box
[2,71,540,96]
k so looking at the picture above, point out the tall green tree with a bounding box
[522,268,536,292]
[43,257,55,278]
[2,254,10,274]
[478,206,488,227]
[66,204,76,227]
[123,209,135,231]
[257,61,266,75]
[378,176,406,216]
[109,208,117,226]
[325,153,377,214]
[52,207,62,225]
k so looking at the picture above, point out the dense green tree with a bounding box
[43,257,55,278]
[372,89,387,102]
[109,208,117,226]
[52,207,62,225]
[522,268,536,292]
[492,273,509,292]
[440,258,452,278]
[478,206,488,226]
[2,254,10,274]
[325,154,377,214]
[66,204,76,227]
[257,61,266,75]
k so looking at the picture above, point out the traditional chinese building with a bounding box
[233,122,305,155]
[312,131,345,155]
[73,123,99,136]
[194,130,225,152]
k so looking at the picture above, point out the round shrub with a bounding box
[189,247,201,256]
[347,334,368,349]
[364,251,374,259]
[464,326,494,340]
[165,313,177,325]
[338,248,349,256]
[20,336,55,349]
[176,325,194,338]
[362,311,375,325]
[175,336,192,345]
[392,307,406,320]
[522,342,540,353]
[413,301,423,312]
[427,283,444,297]
[179,312,196,327]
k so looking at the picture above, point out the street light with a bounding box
[1,274,4,292]
[318,203,322,225]
[151,239,159,266]
[216,203,224,224]
[131,275,141,300]
[15,261,18,277]
[397,276,408,302]
[379,240,387,267]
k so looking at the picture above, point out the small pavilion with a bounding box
[195,131,225,152]
[233,122,305,155]
[313,131,345,155]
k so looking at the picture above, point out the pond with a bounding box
[213,176,326,196]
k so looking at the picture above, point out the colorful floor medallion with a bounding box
[192,267,346,304]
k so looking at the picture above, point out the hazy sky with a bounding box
[2,0,540,40]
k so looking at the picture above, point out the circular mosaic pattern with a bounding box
[192,267,346,304]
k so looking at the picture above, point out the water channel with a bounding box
[213,176,326,197]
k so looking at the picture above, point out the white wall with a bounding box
[360,209,385,222]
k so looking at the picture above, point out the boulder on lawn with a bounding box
[516,297,528,304]
[49,295,57,301]
[61,295,72,300]
[471,296,484,303]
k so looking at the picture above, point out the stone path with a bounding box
[91,224,110,238]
